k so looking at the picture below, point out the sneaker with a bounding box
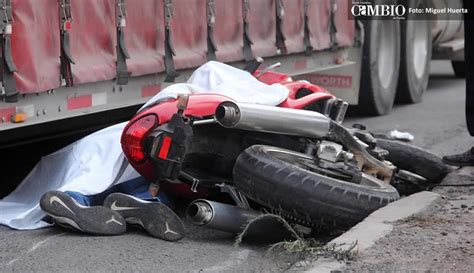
[104,193,184,241]
[39,191,126,235]
[442,148,474,166]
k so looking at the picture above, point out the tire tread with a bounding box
[233,145,400,227]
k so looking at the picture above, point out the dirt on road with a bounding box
[342,167,474,273]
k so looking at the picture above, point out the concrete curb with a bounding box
[305,191,441,273]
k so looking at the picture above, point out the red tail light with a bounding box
[158,136,172,159]
[122,115,157,163]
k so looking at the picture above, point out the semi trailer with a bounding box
[0,0,464,147]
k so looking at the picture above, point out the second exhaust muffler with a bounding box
[187,199,289,238]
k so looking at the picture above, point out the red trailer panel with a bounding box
[307,0,331,51]
[282,0,305,54]
[334,0,355,47]
[248,0,278,58]
[11,0,61,94]
[214,0,244,63]
[9,0,350,94]
[171,0,207,70]
[69,0,116,85]
[125,0,165,76]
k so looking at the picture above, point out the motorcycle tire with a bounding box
[376,138,451,194]
[233,145,400,228]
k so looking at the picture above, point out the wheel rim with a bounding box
[266,148,389,189]
[377,20,397,90]
[412,19,430,79]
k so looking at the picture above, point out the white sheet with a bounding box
[141,61,288,109]
[0,61,289,230]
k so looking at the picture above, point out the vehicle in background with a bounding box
[0,0,464,147]
[356,0,465,115]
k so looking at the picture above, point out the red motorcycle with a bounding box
[120,62,448,234]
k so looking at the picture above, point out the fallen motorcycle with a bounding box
[120,61,449,235]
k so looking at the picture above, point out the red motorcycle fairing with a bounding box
[122,94,232,182]
[279,81,334,109]
[255,70,335,108]
[121,73,335,197]
[255,70,291,85]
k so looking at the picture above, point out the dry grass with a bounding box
[234,213,358,269]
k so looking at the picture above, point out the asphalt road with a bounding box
[344,61,470,157]
[0,61,470,272]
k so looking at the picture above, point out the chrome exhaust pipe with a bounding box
[187,199,287,236]
[215,101,331,139]
[215,101,394,182]
[187,199,259,234]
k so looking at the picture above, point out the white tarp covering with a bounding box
[0,61,289,230]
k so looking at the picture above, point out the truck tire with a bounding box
[376,139,451,184]
[397,0,432,103]
[452,61,466,78]
[233,145,400,228]
[358,19,401,116]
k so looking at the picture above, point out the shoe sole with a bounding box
[104,193,184,241]
[40,191,126,235]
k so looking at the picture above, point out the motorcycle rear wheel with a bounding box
[233,145,400,228]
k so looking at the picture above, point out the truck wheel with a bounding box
[452,61,466,78]
[233,145,400,228]
[358,19,401,116]
[397,0,432,103]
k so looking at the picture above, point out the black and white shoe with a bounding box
[39,191,126,235]
[104,193,184,241]
[443,147,474,166]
